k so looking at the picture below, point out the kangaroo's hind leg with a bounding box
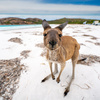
[64,45,79,96]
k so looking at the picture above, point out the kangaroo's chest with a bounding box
[48,50,59,62]
[46,47,66,63]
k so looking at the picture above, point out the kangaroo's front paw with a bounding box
[52,75,55,80]
[56,77,60,83]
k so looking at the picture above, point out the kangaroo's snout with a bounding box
[43,29,61,50]
[49,40,57,48]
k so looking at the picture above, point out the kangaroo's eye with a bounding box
[59,34,62,37]
[44,34,47,36]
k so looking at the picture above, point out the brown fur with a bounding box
[41,20,80,96]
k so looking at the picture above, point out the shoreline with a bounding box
[0,24,99,32]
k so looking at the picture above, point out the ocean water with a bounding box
[0,13,100,20]
[0,24,42,31]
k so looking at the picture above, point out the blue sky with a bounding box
[0,0,100,16]
[41,0,100,6]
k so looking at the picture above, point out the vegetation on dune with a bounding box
[48,18,98,24]
[0,17,99,25]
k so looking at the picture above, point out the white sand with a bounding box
[0,24,100,100]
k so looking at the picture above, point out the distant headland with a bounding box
[0,17,100,25]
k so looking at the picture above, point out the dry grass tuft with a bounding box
[83,34,98,40]
[20,50,31,58]
[0,58,26,100]
[8,37,23,44]
[35,43,45,48]
[94,42,100,46]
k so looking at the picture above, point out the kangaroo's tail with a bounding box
[77,58,87,64]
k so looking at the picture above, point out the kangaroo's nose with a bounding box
[49,41,57,47]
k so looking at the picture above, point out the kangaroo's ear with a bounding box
[42,19,51,30]
[56,21,68,31]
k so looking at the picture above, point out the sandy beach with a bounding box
[0,24,100,100]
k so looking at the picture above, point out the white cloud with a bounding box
[0,0,100,14]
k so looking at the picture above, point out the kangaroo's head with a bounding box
[42,20,68,50]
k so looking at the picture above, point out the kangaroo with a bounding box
[41,20,83,96]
